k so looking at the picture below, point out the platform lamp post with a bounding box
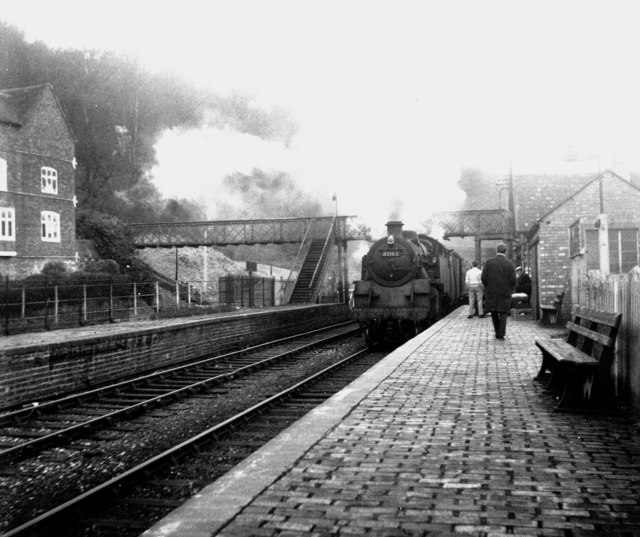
[332,193,345,302]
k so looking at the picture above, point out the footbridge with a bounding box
[126,216,370,248]
[125,217,371,305]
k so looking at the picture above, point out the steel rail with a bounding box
[0,322,354,424]
[1,345,373,537]
[0,323,357,462]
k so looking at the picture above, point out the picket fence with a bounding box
[577,266,640,412]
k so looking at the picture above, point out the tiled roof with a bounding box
[0,84,49,126]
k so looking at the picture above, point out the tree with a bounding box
[1,22,205,221]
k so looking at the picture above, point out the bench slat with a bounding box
[565,321,614,347]
[572,306,622,328]
[535,338,599,366]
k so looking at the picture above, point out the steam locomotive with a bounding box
[350,220,468,346]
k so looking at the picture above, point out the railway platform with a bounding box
[144,306,640,537]
[0,303,349,409]
[0,303,316,352]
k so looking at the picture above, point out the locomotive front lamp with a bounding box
[387,235,395,245]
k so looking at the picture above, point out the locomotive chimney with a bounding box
[386,221,404,237]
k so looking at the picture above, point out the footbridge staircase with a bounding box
[288,232,334,304]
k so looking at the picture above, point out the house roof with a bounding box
[536,170,640,223]
[523,170,640,240]
[0,84,44,126]
[0,83,75,140]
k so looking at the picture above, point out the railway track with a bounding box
[0,322,357,463]
[2,342,386,537]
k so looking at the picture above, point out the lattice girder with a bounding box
[126,216,371,248]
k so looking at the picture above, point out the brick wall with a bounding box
[0,85,76,277]
[514,174,593,235]
[0,304,350,410]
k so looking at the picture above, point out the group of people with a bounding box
[465,244,531,340]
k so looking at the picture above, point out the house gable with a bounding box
[537,170,640,225]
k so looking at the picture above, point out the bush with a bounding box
[40,261,68,280]
[76,211,138,271]
[79,259,120,274]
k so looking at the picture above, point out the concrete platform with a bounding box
[143,307,640,537]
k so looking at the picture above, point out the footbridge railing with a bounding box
[126,216,371,248]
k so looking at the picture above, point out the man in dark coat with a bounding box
[481,243,517,340]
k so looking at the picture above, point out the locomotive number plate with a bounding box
[382,251,401,257]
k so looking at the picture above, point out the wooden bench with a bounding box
[534,305,622,411]
[540,290,565,325]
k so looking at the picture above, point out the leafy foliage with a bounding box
[0,21,205,222]
[76,211,138,268]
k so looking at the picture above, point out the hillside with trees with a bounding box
[1,21,207,225]
[1,21,324,278]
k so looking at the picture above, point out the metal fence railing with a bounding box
[0,277,225,336]
[0,271,343,336]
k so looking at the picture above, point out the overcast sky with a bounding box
[3,0,640,234]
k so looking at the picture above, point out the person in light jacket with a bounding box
[465,261,484,318]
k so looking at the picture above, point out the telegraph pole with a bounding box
[508,162,516,260]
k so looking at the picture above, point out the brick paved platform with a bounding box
[143,307,640,537]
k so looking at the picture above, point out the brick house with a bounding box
[0,84,77,277]
[524,170,640,319]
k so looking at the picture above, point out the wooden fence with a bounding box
[578,266,640,412]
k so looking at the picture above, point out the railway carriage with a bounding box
[350,220,467,346]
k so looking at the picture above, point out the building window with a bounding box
[586,228,639,273]
[0,158,6,191]
[0,207,15,240]
[41,166,58,194]
[41,211,60,242]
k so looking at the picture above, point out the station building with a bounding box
[519,170,640,318]
[447,170,640,321]
[0,83,77,277]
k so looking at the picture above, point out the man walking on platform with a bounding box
[465,261,484,318]
[481,243,517,340]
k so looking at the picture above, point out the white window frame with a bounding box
[0,207,15,240]
[41,211,61,242]
[41,166,58,194]
[0,158,7,191]
[586,228,639,273]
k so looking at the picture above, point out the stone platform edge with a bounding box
[0,303,337,355]
[142,312,459,537]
